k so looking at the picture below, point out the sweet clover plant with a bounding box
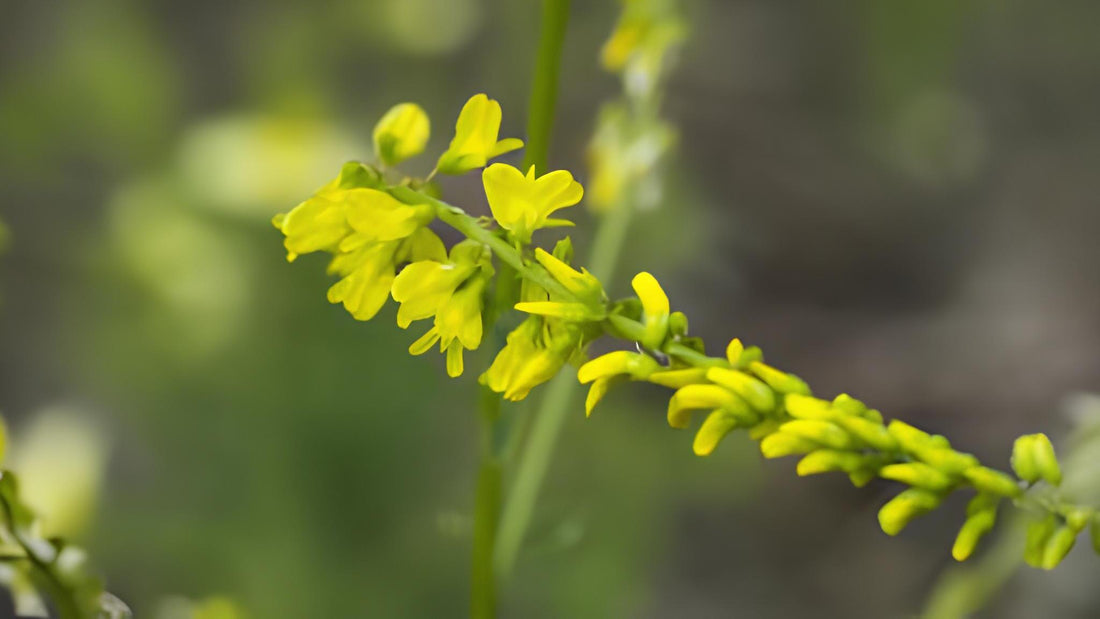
[270,1,1100,616]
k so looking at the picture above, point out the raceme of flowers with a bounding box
[274,94,1100,571]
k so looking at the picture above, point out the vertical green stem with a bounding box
[470,2,570,612]
[522,0,571,175]
[494,202,633,576]
[471,387,502,619]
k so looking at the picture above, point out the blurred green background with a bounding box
[2,0,1100,617]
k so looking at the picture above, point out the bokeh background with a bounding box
[2,0,1100,617]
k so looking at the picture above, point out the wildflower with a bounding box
[482,316,582,401]
[272,162,386,261]
[327,227,446,321]
[513,246,605,321]
[1011,433,1062,487]
[482,163,583,244]
[436,94,524,175]
[373,103,430,166]
[392,240,493,377]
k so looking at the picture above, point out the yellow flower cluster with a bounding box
[572,272,1093,569]
[274,94,593,378]
[276,93,1100,572]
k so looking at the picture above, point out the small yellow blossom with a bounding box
[482,163,583,243]
[340,189,435,247]
[327,227,446,321]
[392,240,493,377]
[273,162,385,261]
[436,94,524,175]
[373,103,430,166]
[482,316,581,401]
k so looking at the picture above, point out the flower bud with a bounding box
[848,468,879,488]
[514,301,604,322]
[759,432,817,459]
[725,338,744,365]
[667,384,747,429]
[784,394,838,421]
[1014,433,1062,487]
[585,376,619,417]
[533,247,605,305]
[1066,508,1092,533]
[952,508,996,562]
[830,394,868,417]
[646,368,708,388]
[693,410,741,456]
[833,416,898,452]
[748,419,780,441]
[373,103,430,166]
[632,272,669,349]
[1042,526,1077,570]
[963,467,1023,498]
[879,462,955,492]
[878,488,943,536]
[779,420,858,451]
[747,362,810,395]
[796,450,866,476]
[887,420,934,454]
[705,368,776,412]
[1025,515,1057,568]
[1011,434,1040,483]
[915,448,979,476]
[578,351,660,384]
[669,312,689,337]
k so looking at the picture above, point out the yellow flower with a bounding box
[409,274,489,377]
[513,246,606,321]
[338,188,435,248]
[276,192,351,262]
[373,103,430,166]
[482,163,583,243]
[481,316,579,401]
[392,240,493,377]
[327,227,446,321]
[273,162,384,261]
[436,94,524,175]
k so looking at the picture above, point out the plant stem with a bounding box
[468,2,572,612]
[522,0,571,175]
[493,201,633,576]
[470,387,502,619]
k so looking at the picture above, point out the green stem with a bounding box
[470,387,502,619]
[493,201,634,576]
[522,0,571,175]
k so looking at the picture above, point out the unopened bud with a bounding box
[779,420,858,451]
[693,410,742,456]
[878,488,943,536]
[706,368,776,412]
[879,462,955,492]
[760,432,817,459]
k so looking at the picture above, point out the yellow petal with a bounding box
[326,243,398,321]
[373,102,430,166]
[631,271,669,317]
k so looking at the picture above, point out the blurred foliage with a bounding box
[1,0,1100,617]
